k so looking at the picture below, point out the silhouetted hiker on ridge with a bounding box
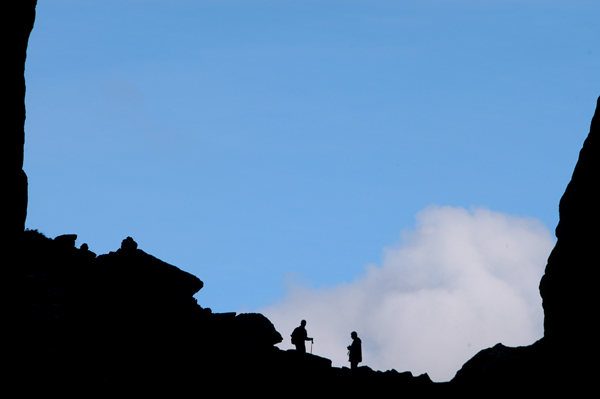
[347,331,362,370]
[291,320,313,353]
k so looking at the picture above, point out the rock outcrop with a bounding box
[451,97,600,393]
[3,1,36,237]
[10,232,208,395]
[10,231,435,396]
[539,97,600,348]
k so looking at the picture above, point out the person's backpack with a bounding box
[291,327,300,345]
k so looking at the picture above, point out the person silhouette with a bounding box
[291,320,313,353]
[347,331,362,370]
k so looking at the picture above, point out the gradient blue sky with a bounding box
[23,2,599,376]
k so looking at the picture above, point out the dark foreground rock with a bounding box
[539,96,600,370]
[2,1,36,236]
[8,232,437,397]
[448,96,600,395]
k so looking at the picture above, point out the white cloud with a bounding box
[258,205,555,382]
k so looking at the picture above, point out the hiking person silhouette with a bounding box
[347,331,362,370]
[291,320,313,353]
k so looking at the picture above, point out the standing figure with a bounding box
[347,331,362,370]
[291,320,313,353]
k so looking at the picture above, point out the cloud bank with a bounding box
[258,205,555,382]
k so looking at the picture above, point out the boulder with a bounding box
[95,237,203,297]
[235,312,283,348]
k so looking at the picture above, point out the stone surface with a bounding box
[9,230,434,396]
[450,97,600,393]
[3,1,37,236]
[539,97,600,359]
[95,236,204,297]
[235,312,284,348]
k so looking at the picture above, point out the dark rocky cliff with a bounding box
[3,1,36,237]
[451,97,600,394]
[10,232,435,396]
[539,97,600,347]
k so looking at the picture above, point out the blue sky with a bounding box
[24,1,599,380]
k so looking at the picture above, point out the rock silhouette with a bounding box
[450,96,600,395]
[9,1,600,396]
[9,231,434,396]
[3,1,36,237]
[539,97,600,362]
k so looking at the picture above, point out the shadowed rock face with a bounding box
[10,231,434,396]
[451,97,600,393]
[539,97,600,349]
[95,236,204,297]
[4,1,37,236]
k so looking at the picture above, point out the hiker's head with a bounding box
[351,331,357,339]
[301,320,306,327]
